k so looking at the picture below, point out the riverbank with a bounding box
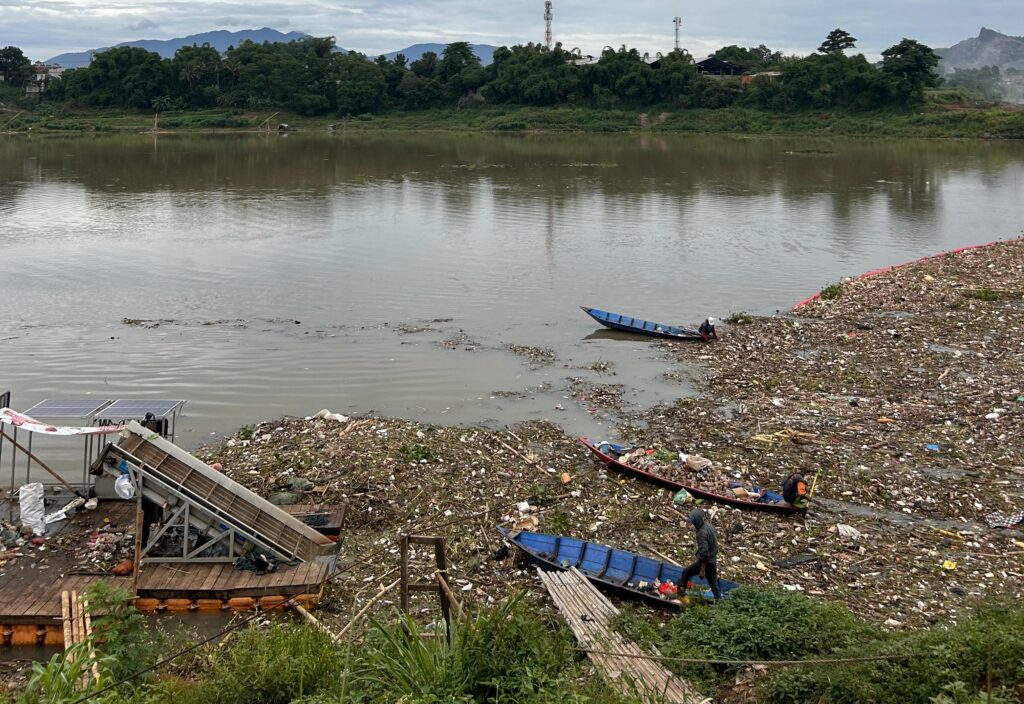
[3,104,1024,138]
[186,237,1023,631]
[5,239,1023,702]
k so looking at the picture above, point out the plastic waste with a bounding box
[673,488,693,506]
[18,482,46,536]
[114,473,135,500]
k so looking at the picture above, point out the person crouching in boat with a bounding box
[782,472,809,508]
[698,317,717,341]
[681,508,721,602]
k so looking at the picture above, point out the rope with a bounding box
[578,648,905,667]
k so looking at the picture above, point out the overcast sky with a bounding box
[2,0,1019,62]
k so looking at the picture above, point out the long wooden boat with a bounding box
[580,437,806,515]
[580,306,705,341]
[500,528,737,608]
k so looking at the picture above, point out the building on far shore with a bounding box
[26,63,64,95]
[694,56,745,77]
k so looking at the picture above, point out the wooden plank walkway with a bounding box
[537,567,706,704]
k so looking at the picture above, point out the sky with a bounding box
[1,0,1020,62]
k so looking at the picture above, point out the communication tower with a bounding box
[544,1,553,50]
[673,16,682,50]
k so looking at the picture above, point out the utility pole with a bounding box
[544,1,553,50]
[673,16,682,50]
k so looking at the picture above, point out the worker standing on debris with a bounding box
[681,508,721,602]
[782,472,809,508]
[698,317,717,341]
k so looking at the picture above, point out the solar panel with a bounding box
[94,399,185,420]
[23,399,113,418]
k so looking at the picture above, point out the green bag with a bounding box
[673,488,693,506]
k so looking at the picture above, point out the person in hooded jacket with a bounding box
[680,508,721,601]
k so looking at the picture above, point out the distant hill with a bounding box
[937,28,1024,74]
[46,28,310,68]
[381,43,499,66]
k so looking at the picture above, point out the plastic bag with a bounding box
[673,488,693,506]
[18,482,46,535]
[114,473,135,500]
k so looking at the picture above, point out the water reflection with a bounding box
[0,132,1022,452]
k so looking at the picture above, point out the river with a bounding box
[1,132,1022,476]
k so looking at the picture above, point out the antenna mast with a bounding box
[673,16,682,50]
[544,1,553,49]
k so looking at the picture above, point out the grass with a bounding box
[13,588,1024,704]
[725,311,755,325]
[820,282,844,300]
[3,103,1024,138]
[968,287,1003,302]
[398,443,437,463]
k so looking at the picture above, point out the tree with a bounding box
[713,44,783,72]
[818,29,857,55]
[172,43,222,107]
[438,42,484,101]
[332,52,386,115]
[410,51,438,78]
[881,38,940,107]
[0,46,32,87]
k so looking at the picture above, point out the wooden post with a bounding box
[132,505,144,594]
[434,538,452,640]
[80,597,100,683]
[60,590,74,655]
[399,534,409,613]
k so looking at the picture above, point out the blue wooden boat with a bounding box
[580,306,705,341]
[499,527,738,609]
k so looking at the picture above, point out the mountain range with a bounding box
[45,28,499,68]
[936,28,1024,73]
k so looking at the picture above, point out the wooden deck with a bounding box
[137,561,330,599]
[0,574,131,625]
[0,498,335,630]
[538,567,703,704]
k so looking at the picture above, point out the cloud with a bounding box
[6,0,1022,63]
[125,18,158,32]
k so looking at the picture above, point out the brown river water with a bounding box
[1,132,1023,479]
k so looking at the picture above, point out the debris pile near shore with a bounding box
[197,240,1023,630]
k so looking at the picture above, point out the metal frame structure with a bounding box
[97,422,335,567]
[93,400,186,443]
[6,399,113,495]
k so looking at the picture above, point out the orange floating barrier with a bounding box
[259,596,288,611]
[228,597,255,611]
[164,599,193,612]
[194,599,224,612]
[11,624,40,646]
[44,625,65,647]
[134,598,161,613]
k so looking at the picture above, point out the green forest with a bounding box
[1,29,944,117]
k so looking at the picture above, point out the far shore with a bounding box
[3,104,1024,139]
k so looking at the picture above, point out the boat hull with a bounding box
[580,437,805,515]
[500,528,737,609]
[580,306,705,341]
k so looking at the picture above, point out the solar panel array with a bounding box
[94,399,185,420]
[24,399,113,418]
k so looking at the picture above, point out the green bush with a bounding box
[399,443,436,463]
[195,624,353,704]
[765,602,1024,704]
[820,282,844,300]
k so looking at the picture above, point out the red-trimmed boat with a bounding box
[580,437,806,515]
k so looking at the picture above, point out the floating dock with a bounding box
[0,422,343,646]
